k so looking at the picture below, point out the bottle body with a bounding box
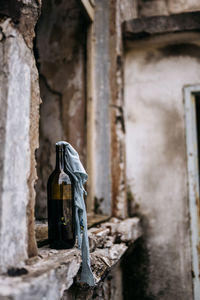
[47,145,75,249]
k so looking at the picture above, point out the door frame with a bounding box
[184,85,200,299]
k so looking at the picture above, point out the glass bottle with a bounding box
[47,144,75,249]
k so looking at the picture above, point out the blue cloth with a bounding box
[56,141,95,286]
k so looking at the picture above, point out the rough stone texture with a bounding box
[0,19,32,272]
[0,217,141,299]
[88,228,110,250]
[123,11,200,40]
[124,35,200,298]
[27,53,41,257]
[0,0,42,259]
[17,0,41,49]
[0,249,81,300]
[23,0,42,258]
[0,0,41,48]
[35,215,111,247]
[35,0,87,219]
[62,263,123,300]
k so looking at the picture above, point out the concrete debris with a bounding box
[0,217,141,299]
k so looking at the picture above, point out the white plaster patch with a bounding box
[0,23,31,272]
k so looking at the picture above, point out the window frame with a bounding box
[184,84,200,299]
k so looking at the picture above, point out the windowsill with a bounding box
[35,214,110,247]
[87,214,110,228]
[0,217,142,299]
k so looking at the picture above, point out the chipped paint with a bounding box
[109,0,127,219]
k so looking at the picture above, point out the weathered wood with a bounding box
[89,0,95,7]
[123,11,200,40]
[109,0,127,219]
[87,214,110,228]
[80,0,94,21]
[86,22,96,214]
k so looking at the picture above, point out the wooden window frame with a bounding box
[184,85,200,300]
[79,0,95,214]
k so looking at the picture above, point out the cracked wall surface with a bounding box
[0,19,31,271]
[35,0,129,219]
[0,0,41,269]
[35,0,87,219]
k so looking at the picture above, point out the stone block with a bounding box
[116,217,141,243]
[108,244,127,260]
[100,221,119,235]
[88,227,110,251]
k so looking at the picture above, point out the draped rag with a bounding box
[56,141,95,286]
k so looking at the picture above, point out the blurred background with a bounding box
[1,0,200,299]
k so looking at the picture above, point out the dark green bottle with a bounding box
[47,144,75,249]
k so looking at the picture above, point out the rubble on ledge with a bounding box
[0,217,141,300]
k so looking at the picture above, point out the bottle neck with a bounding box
[55,146,65,172]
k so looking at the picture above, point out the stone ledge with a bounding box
[35,214,110,245]
[0,217,141,300]
[123,11,200,40]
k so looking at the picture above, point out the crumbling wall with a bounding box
[35,0,129,220]
[0,0,41,267]
[35,0,87,219]
[124,38,200,298]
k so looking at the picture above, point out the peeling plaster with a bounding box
[124,41,200,299]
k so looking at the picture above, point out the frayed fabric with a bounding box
[56,141,95,286]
